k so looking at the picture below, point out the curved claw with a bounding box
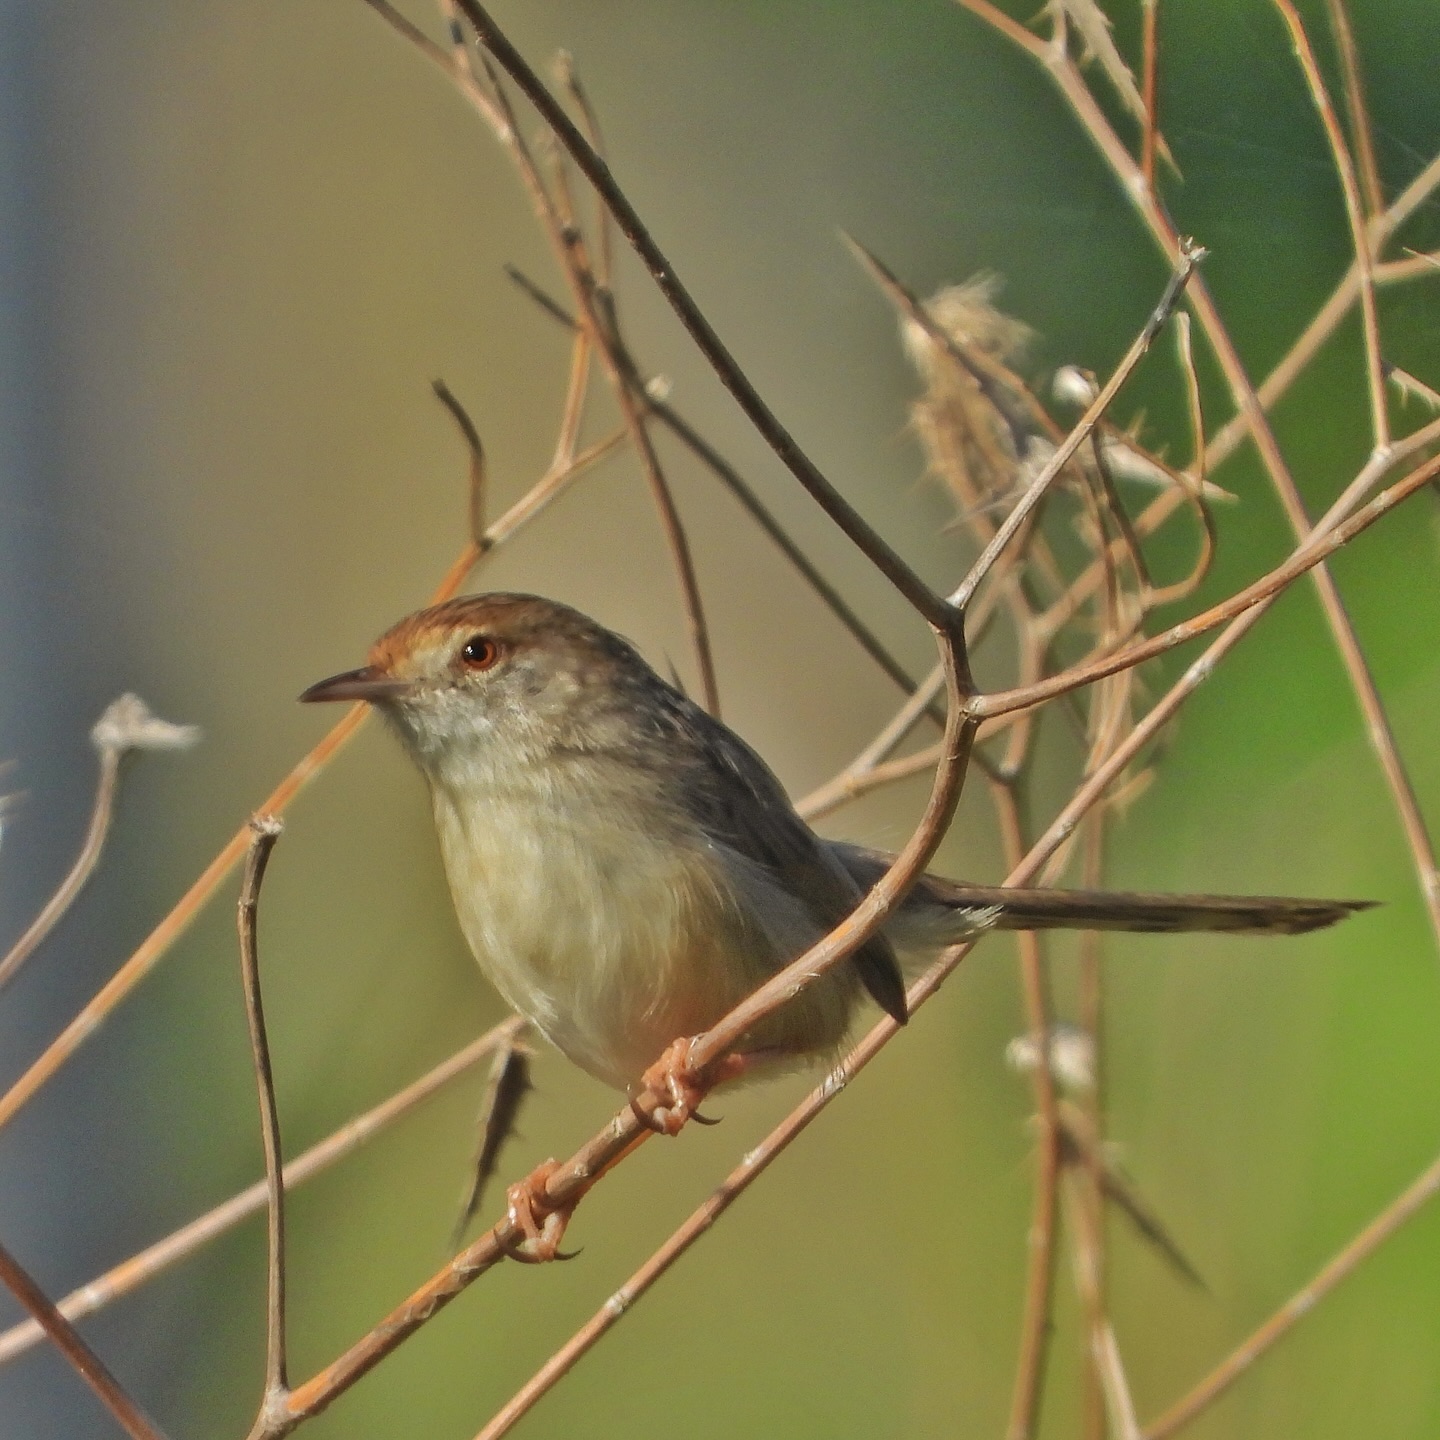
[502,1160,578,1264]
[630,1041,749,1136]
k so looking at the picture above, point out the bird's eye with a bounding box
[459,635,503,671]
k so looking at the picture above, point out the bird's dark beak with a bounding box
[299,667,414,704]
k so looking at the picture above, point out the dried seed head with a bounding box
[91,694,201,756]
[901,272,1033,383]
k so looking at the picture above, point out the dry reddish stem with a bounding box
[0,1238,167,1440]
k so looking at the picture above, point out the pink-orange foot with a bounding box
[630,1039,751,1136]
[501,1160,578,1264]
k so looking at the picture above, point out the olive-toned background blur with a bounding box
[1,2,1437,1436]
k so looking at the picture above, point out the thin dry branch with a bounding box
[238,817,290,1430]
[992,781,1063,1440]
[951,239,1204,613]
[1323,0,1384,218]
[0,756,118,996]
[0,1020,526,1367]
[1144,1145,1440,1438]
[1140,0,1158,191]
[446,0,956,629]
[1145,313,1217,608]
[1272,0,1388,448]
[0,696,197,995]
[0,1237,168,1440]
[431,379,489,549]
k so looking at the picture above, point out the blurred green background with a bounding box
[0,1,1437,1436]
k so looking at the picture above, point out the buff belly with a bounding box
[430,786,860,1090]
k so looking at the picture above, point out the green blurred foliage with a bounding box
[1,1,1437,1437]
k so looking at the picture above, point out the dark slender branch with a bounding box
[451,0,954,629]
[432,379,490,549]
[239,817,290,1424]
[0,1237,168,1440]
[502,263,932,708]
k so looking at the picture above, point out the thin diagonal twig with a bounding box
[447,0,954,629]
[1144,1145,1440,1438]
[951,240,1204,613]
[0,1238,168,1440]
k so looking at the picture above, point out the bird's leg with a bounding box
[500,1159,580,1264]
[630,1038,752,1136]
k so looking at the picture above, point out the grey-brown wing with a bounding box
[671,703,908,1024]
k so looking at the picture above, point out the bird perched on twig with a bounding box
[302,593,1367,1131]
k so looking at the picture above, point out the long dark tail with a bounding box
[918,877,1371,936]
[831,842,1372,937]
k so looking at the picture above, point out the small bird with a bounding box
[301,593,1367,1124]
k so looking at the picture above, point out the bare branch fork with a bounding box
[957,0,1440,957]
